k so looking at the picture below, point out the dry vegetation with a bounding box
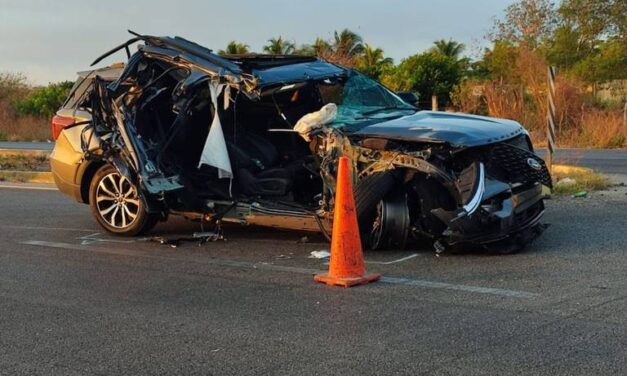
[452,51,626,149]
[0,101,51,141]
[0,153,52,183]
[0,72,54,142]
[0,72,71,142]
[0,154,50,172]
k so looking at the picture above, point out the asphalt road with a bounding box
[535,148,627,174]
[1,142,625,174]
[1,184,626,375]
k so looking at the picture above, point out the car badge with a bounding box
[527,158,542,171]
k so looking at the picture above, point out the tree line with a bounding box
[1,0,625,146]
[215,0,626,147]
[220,0,625,110]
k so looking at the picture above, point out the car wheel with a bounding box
[88,164,159,236]
[354,172,396,249]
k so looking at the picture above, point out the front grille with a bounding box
[485,143,552,188]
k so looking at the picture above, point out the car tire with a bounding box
[88,164,159,236]
[354,172,396,248]
[411,177,456,236]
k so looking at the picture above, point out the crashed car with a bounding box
[50,32,551,252]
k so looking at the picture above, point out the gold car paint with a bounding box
[50,117,101,202]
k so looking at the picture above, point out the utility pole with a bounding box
[546,66,556,174]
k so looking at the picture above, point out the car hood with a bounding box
[352,111,526,147]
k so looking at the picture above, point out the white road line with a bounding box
[20,240,539,299]
[0,184,57,191]
[1,225,95,232]
[365,253,420,265]
[380,277,539,299]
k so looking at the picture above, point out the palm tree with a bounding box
[218,41,250,55]
[312,37,331,56]
[355,44,393,79]
[433,39,465,58]
[263,37,296,55]
[295,37,331,56]
[332,29,364,57]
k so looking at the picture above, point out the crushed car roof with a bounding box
[77,65,124,80]
[90,31,347,91]
[224,55,346,86]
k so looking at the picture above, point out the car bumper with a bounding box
[433,181,547,246]
[50,125,97,203]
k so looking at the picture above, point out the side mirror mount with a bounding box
[396,92,419,108]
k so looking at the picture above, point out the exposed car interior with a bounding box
[99,56,344,212]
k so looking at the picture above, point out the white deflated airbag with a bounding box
[198,81,233,179]
[293,103,337,141]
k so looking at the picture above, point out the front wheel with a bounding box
[88,164,159,236]
[354,172,396,249]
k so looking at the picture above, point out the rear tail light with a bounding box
[50,115,76,141]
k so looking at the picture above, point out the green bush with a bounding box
[12,81,74,119]
[382,51,464,105]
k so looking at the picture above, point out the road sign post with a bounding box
[547,66,557,173]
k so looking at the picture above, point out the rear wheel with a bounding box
[88,165,159,236]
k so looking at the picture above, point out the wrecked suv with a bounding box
[50,32,551,253]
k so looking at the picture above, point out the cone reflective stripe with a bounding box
[314,157,381,287]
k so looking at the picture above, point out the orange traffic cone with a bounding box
[314,156,381,287]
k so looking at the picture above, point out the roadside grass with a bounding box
[552,164,611,195]
[0,148,53,183]
[0,170,53,183]
[0,154,50,172]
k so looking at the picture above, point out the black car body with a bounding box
[50,32,551,252]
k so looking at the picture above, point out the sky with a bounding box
[0,0,511,85]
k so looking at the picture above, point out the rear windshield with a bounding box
[62,77,93,110]
[63,66,123,110]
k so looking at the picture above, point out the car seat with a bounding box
[227,132,293,196]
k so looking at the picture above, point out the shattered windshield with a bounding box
[317,70,415,130]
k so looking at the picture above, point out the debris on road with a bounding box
[275,253,294,260]
[149,225,225,248]
[572,190,588,198]
[308,250,330,259]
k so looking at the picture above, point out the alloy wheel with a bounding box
[95,172,140,229]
